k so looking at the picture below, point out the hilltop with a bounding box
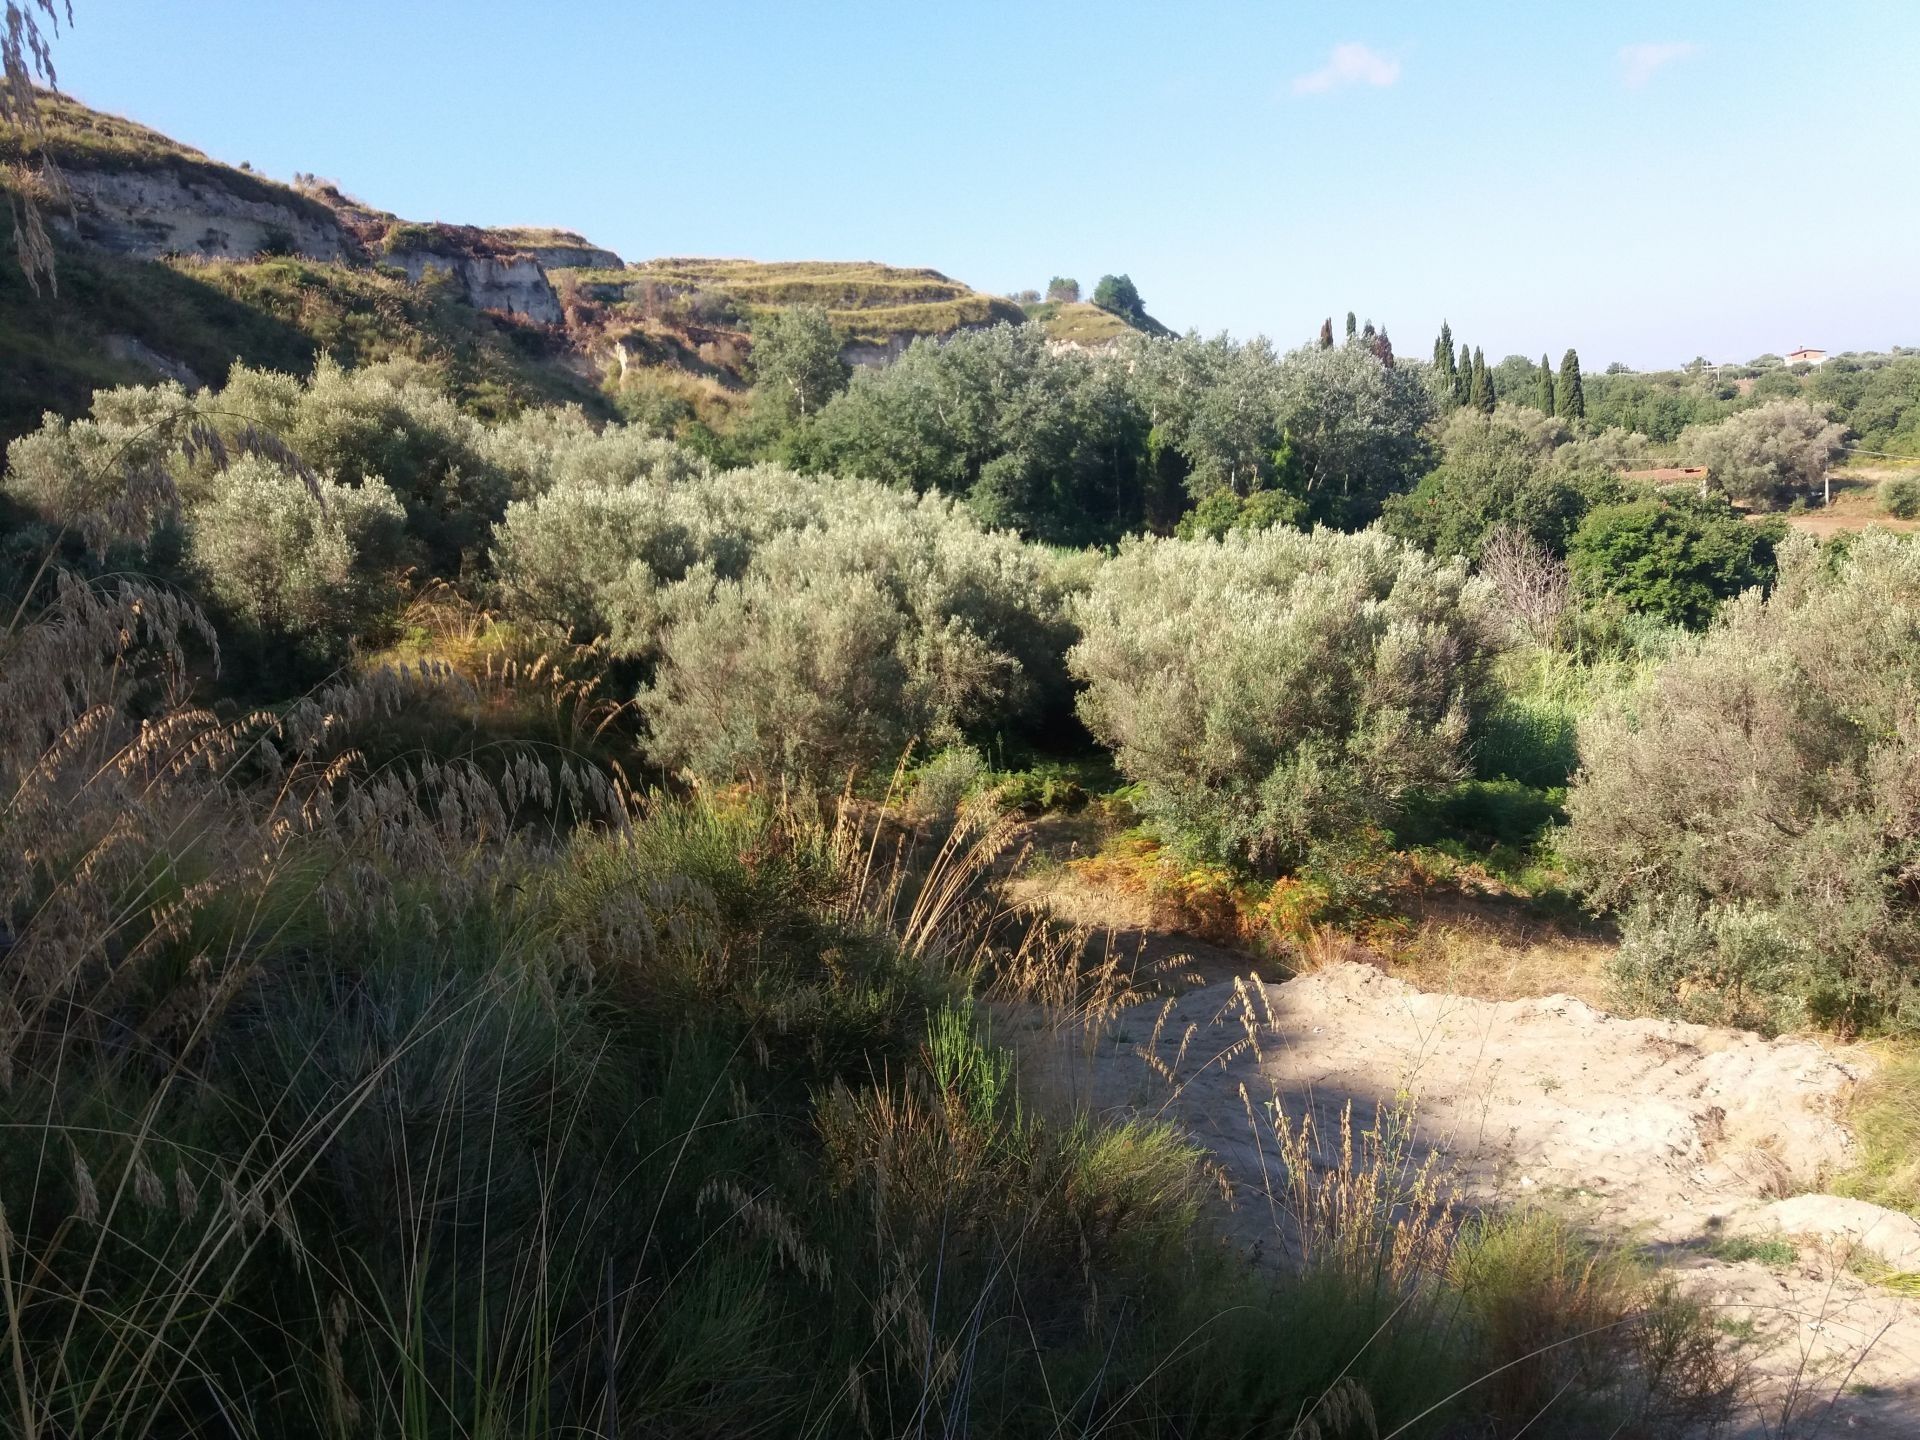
[0,92,1129,442]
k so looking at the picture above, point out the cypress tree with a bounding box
[1319,317,1334,349]
[1537,353,1555,414]
[1434,321,1454,380]
[1558,348,1586,421]
[1469,347,1490,412]
[1346,311,1357,340]
[1456,343,1472,405]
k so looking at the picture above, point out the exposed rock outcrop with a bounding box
[518,243,623,271]
[386,250,563,326]
[54,167,349,262]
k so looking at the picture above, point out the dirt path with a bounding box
[1014,955,1920,1435]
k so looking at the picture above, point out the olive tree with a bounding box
[638,495,1076,789]
[1682,398,1847,509]
[186,454,406,662]
[1070,527,1498,872]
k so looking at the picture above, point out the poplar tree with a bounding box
[1559,348,1586,420]
[1537,354,1555,414]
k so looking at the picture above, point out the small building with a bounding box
[1785,347,1827,366]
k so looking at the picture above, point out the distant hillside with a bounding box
[0,93,1128,443]
[559,256,1026,367]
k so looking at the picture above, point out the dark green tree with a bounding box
[1537,353,1556,414]
[1433,321,1456,391]
[1559,348,1586,421]
[1045,276,1080,303]
[1456,343,1472,405]
[1568,491,1783,627]
[1469,347,1491,413]
[1345,311,1357,339]
[1093,273,1144,320]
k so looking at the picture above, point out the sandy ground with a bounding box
[1012,950,1920,1435]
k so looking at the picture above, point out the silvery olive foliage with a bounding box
[216,358,505,572]
[1564,530,1920,1030]
[491,444,1078,788]
[1681,398,1847,510]
[1070,526,1498,871]
[185,455,405,660]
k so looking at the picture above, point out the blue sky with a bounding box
[46,0,1920,369]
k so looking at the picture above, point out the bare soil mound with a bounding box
[1017,959,1920,1435]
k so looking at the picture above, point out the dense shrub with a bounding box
[216,357,506,573]
[1564,531,1920,1030]
[1568,489,1784,627]
[1,378,195,557]
[1070,526,1498,872]
[492,455,1077,782]
[639,495,1076,788]
[1882,473,1920,519]
[186,453,406,663]
[487,441,758,647]
[1172,484,1304,539]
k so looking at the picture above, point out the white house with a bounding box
[1785,346,1828,366]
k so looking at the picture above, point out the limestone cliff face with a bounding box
[519,243,623,271]
[54,167,349,261]
[388,251,564,326]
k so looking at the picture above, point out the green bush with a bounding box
[1070,526,1498,873]
[1172,484,1305,539]
[186,453,406,663]
[907,743,992,820]
[1565,531,1920,1030]
[636,490,1077,789]
[1881,473,1920,518]
[1,378,195,556]
[1568,489,1784,627]
[216,356,506,574]
[794,323,1155,545]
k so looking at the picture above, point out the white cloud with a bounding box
[1619,41,1698,89]
[1291,42,1401,97]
